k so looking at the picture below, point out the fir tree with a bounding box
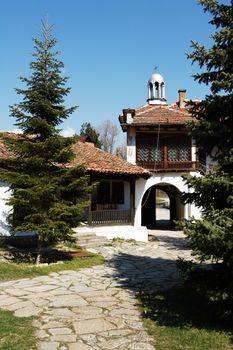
[80,122,102,148]
[181,0,233,298]
[0,21,91,263]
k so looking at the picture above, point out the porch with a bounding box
[87,175,137,227]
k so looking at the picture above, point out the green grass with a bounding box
[0,309,36,350]
[112,237,136,244]
[0,255,104,281]
[139,285,233,350]
[0,245,104,350]
[0,254,104,349]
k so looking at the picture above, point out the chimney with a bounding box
[178,89,186,108]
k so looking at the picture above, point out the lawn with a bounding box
[139,285,233,350]
[0,236,104,281]
[0,309,36,350]
[0,254,104,281]
[0,249,104,349]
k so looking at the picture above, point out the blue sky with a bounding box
[0,0,215,136]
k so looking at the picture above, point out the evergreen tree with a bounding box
[181,0,233,297]
[0,21,91,263]
[80,122,102,148]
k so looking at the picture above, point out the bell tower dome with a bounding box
[147,73,166,105]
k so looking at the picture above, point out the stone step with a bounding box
[75,233,109,250]
[73,230,96,237]
[77,236,107,243]
[77,241,108,249]
[77,236,108,244]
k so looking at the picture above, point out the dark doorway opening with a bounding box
[141,183,184,229]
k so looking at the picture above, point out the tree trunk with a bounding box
[35,234,42,265]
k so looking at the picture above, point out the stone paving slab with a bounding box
[0,230,191,349]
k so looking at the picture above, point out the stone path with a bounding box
[0,230,192,350]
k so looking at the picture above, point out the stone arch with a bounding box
[141,182,184,229]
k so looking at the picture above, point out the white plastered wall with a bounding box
[126,126,136,164]
[134,172,202,227]
[0,182,12,236]
[191,137,197,161]
[118,181,130,210]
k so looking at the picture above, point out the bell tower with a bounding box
[147,73,166,105]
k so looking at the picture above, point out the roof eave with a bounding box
[130,122,189,127]
[86,169,151,179]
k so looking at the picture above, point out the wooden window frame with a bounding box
[136,133,192,163]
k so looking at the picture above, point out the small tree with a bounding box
[181,0,233,300]
[98,120,119,153]
[0,21,91,263]
[80,122,102,148]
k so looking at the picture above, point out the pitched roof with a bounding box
[0,132,22,158]
[0,139,12,158]
[119,102,195,129]
[0,132,150,178]
[70,141,150,177]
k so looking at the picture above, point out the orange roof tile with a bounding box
[120,103,195,128]
[0,132,150,178]
[134,103,193,124]
[70,141,150,176]
[0,131,21,158]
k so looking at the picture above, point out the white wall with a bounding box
[74,225,148,242]
[134,172,201,226]
[0,182,12,236]
[126,127,136,164]
[186,171,202,220]
[191,137,197,161]
[118,181,130,210]
[94,225,148,242]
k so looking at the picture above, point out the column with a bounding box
[153,83,156,99]
[148,85,151,99]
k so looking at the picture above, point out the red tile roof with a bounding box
[0,132,150,178]
[0,132,22,158]
[70,141,150,177]
[120,102,195,128]
[0,140,12,158]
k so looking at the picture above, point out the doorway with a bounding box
[141,183,184,229]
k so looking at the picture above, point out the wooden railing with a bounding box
[89,209,131,226]
[136,160,202,172]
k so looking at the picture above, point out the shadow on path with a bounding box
[155,234,190,250]
[104,231,233,344]
[106,253,181,293]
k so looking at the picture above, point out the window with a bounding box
[136,134,191,163]
[112,182,124,204]
[149,83,153,98]
[155,82,159,98]
[168,136,191,161]
[97,181,110,204]
[97,181,124,205]
[137,138,163,162]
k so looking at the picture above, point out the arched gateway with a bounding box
[141,183,184,228]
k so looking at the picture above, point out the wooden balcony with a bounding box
[136,160,201,172]
[89,209,132,226]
